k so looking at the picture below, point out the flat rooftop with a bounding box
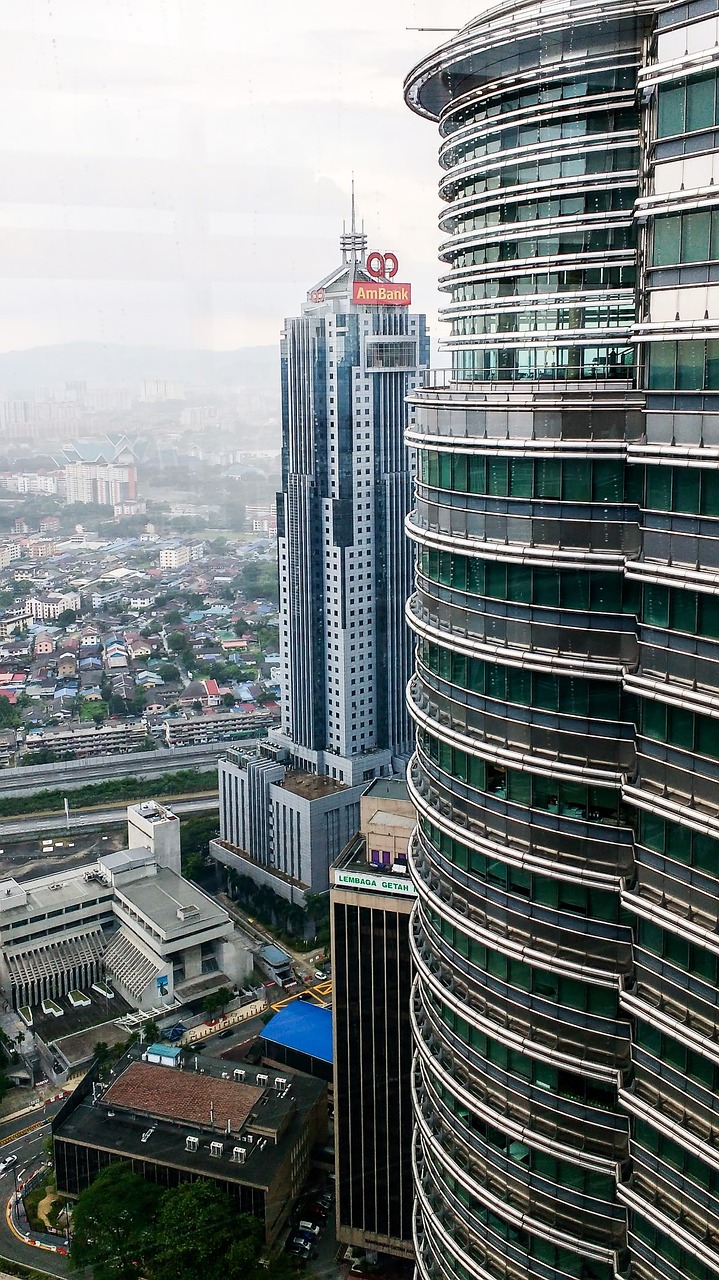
[115,868,228,941]
[278,770,347,801]
[54,1050,327,1193]
[364,776,410,801]
[261,1003,333,1066]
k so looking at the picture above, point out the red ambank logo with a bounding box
[353,281,411,306]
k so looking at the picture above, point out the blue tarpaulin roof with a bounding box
[260,1002,333,1065]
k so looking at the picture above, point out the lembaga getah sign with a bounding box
[352,281,411,306]
[334,868,417,896]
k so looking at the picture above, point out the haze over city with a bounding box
[0,1,470,356]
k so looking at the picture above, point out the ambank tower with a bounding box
[272,218,429,787]
[213,223,429,901]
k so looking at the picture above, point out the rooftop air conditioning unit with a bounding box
[221,1072,229,1079]
[209,1141,223,1158]
[231,1146,247,1164]
[233,1068,245,1082]
[257,1073,268,1086]
[274,1076,287,1091]
[186,1136,199,1152]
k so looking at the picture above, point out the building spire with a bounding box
[340,175,367,265]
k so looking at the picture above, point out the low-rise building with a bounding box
[52,1049,328,1246]
[162,710,273,748]
[0,802,251,1012]
[23,719,147,758]
[27,591,81,622]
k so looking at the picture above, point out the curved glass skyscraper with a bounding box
[405,1,719,1278]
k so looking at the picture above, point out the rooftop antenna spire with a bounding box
[340,174,367,267]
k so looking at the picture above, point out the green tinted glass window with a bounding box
[653,215,681,266]
[683,210,712,262]
[658,84,685,136]
[676,340,704,390]
[648,343,675,390]
[686,73,716,131]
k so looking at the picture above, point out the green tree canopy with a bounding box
[150,1180,262,1280]
[56,608,78,628]
[70,1162,161,1280]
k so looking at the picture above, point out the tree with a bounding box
[158,662,181,682]
[0,698,19,729]
[150,1180,262,1280]
[56,608,77,629]
[221,692,236,707]
[142,1018,160,1043]
[70,1162,161,1280]
[165,610,184,627]
[192,699,203,713]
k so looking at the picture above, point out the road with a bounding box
[0,794,219,839]
[0,742,255,798]
[0,1100,68,1277]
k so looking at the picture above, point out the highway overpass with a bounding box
[0,794,219,840]
[0,741,260,797]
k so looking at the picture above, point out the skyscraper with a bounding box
[213,221,429,899]
[273,212,430,786]
[405,2,719,1280]
[331,778,417,1260]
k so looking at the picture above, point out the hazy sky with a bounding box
[0,2,478,356]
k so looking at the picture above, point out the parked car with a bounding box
[297,1219,321,1238]
[217,1028,233,1039]
[0,1155,17,1174]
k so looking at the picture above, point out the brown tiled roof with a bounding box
[104,1061,264,1131]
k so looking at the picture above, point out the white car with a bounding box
[0,1155,17,1174]
[297,1219,321,1237]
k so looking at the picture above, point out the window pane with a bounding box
[706,339,719,390]
[676,339,704,390]
[653,215,682,267]
[682,210,711,262]
[648,342,676,390]
[686,73,716,132]
[674,469,701,513]
[658,84,685,137]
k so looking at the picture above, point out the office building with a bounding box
[53,1047,327,1247]
[331,779,416,1260]
[213,744,363,900]
[214,222,428,899]
[405,3,719,1280]
[0,803,250,1014]
[272,215,429,785]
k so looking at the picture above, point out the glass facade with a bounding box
[405,0,719,1278]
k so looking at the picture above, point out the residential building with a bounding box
[162,710,274,748]
[331,778,416,1261]
[27,591,81,622]
[64,461,137,506]
[0,612,33,638]
[260,1002,333,1084]
[23,719,147,759]
[52,1048,327,1247]
[158,542,205,569]
[404,4,719,1280]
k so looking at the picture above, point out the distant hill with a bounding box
[0,343,280,395]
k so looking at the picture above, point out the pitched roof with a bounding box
[103,1060,264,1131]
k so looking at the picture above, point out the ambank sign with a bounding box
[353,281,411,306]
[334,869,417,897]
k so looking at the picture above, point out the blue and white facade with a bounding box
[273,224,430,786]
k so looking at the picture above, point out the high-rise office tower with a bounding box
[405,3,719,1280]
[331,779,417,1261]
[213,223,429,900]
[273,213,430,787]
